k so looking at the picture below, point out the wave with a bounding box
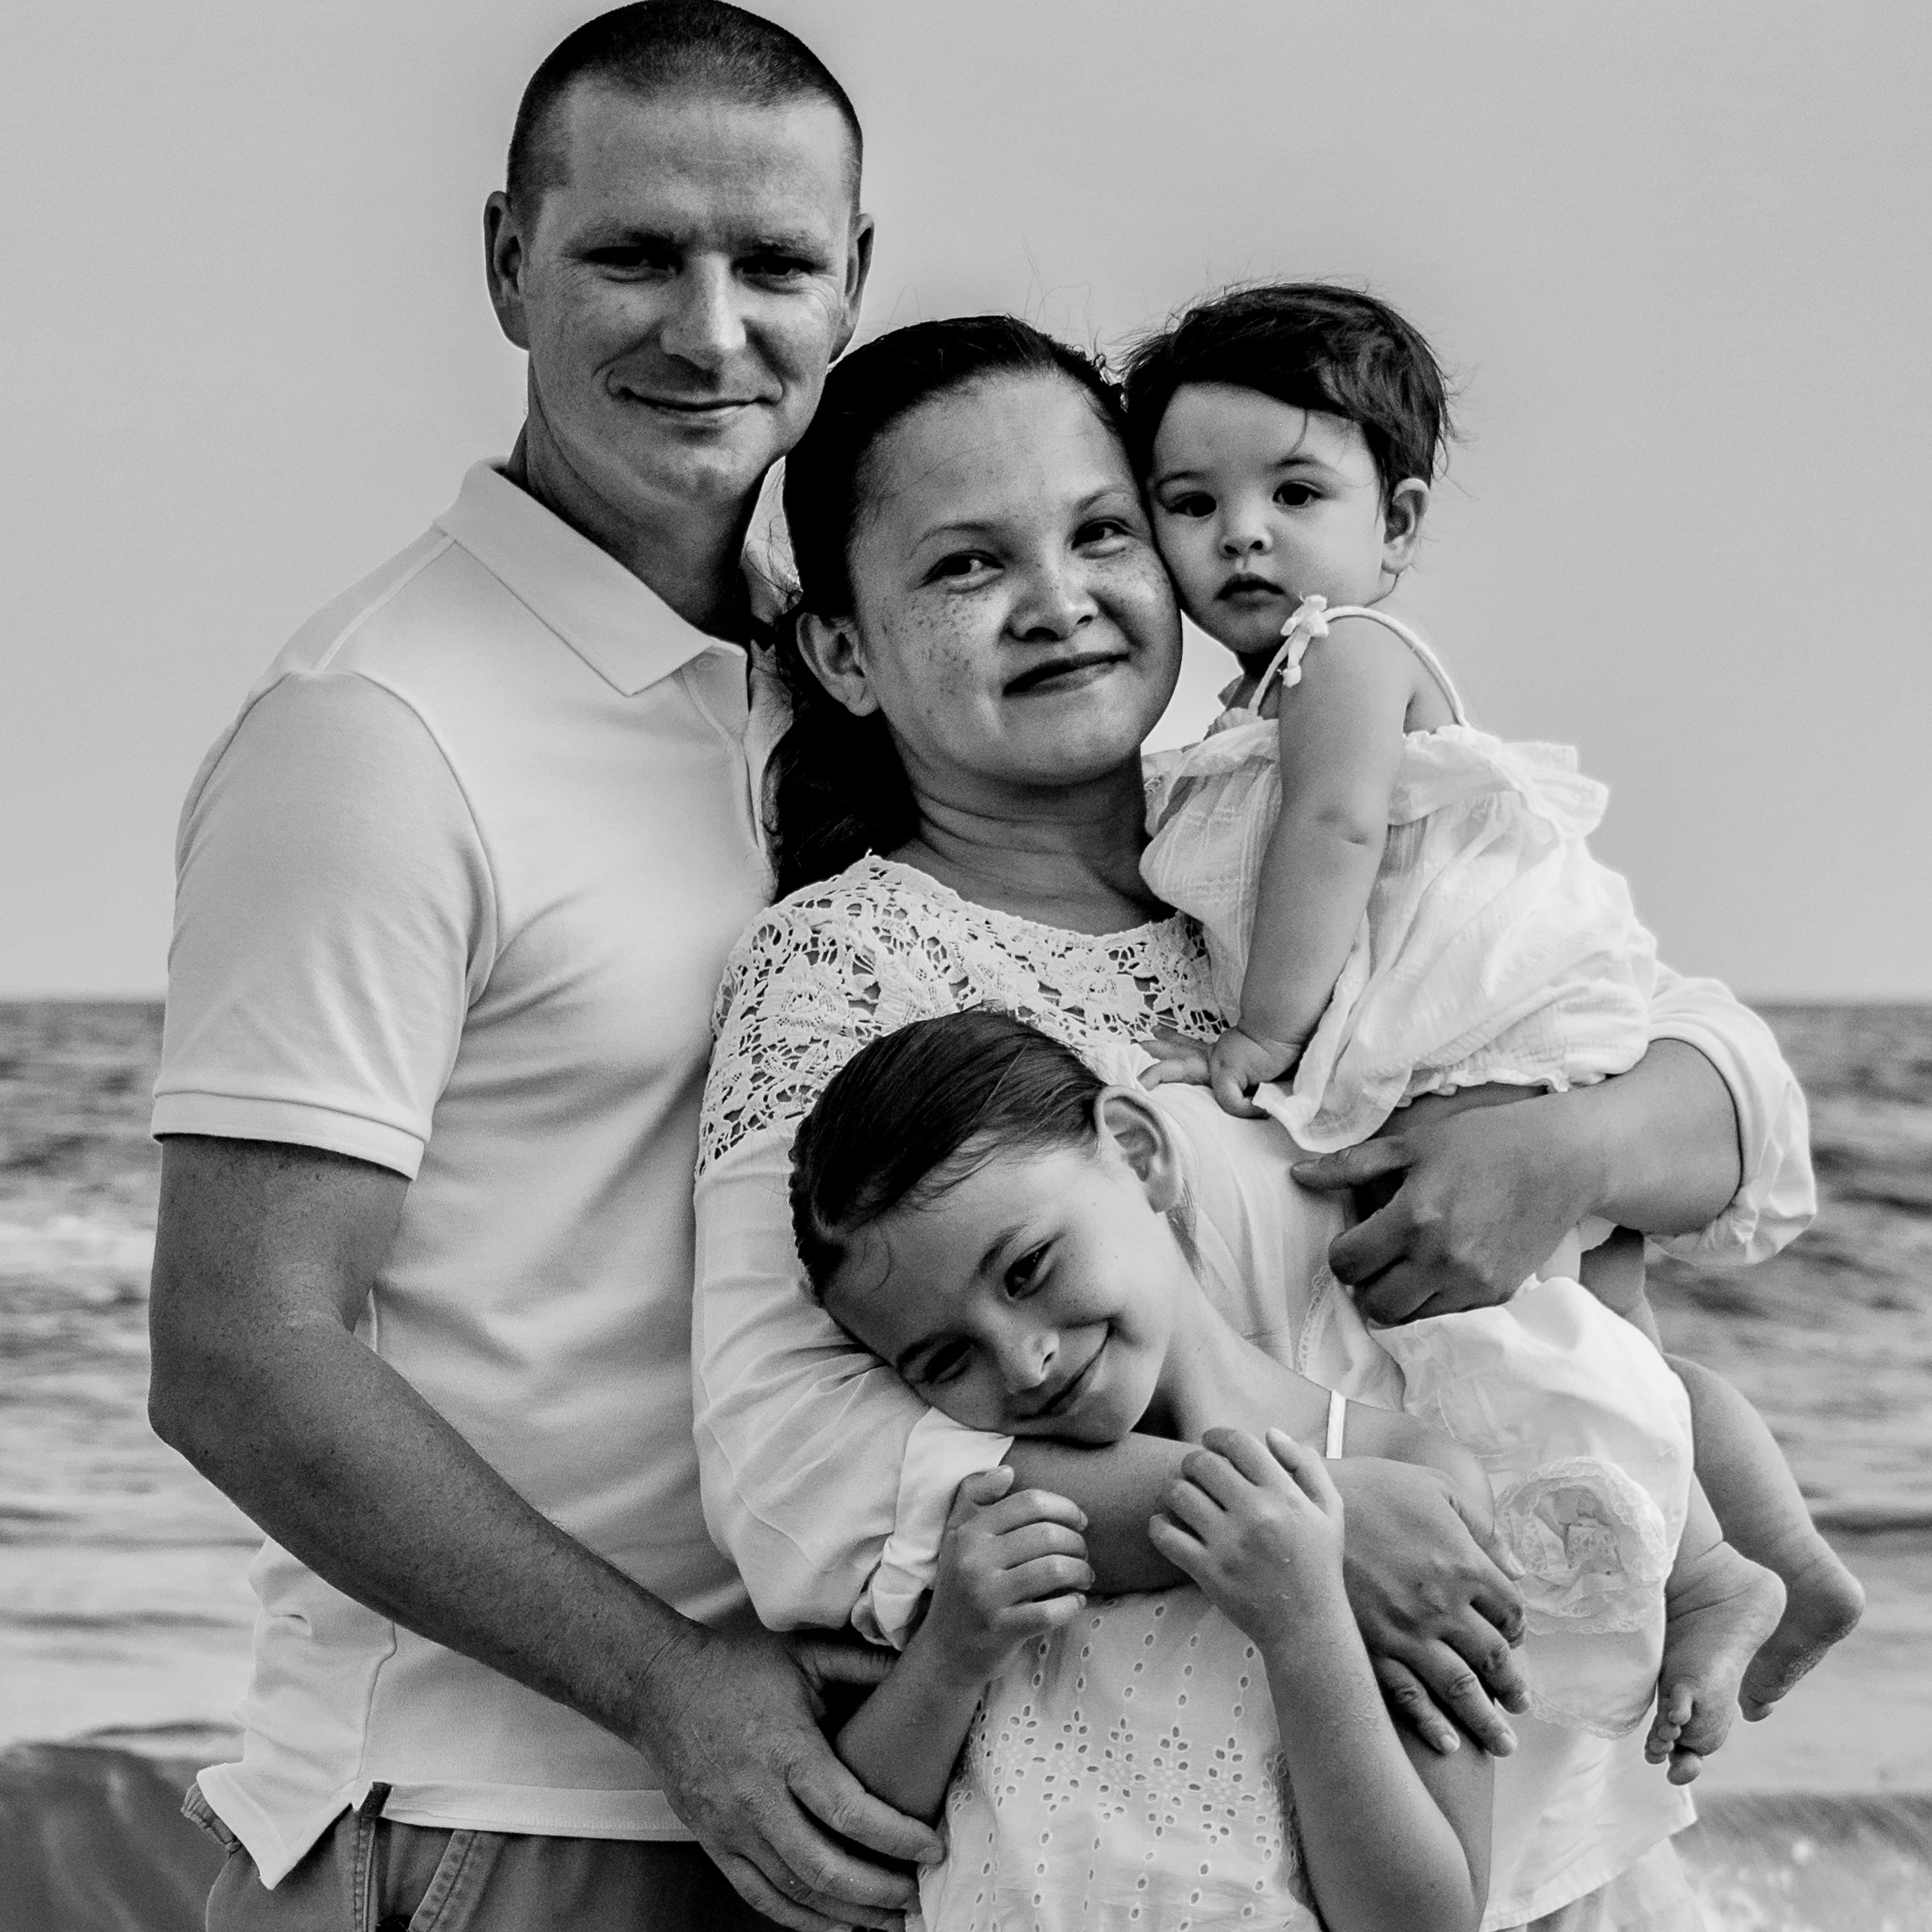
[3,1741,1927,1932]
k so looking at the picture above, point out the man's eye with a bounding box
[743,254,814,280]
[584,246,673,273]
[1163,493,1214,520]
[1005,1246,1048,1296]
[1275,483,1317,508]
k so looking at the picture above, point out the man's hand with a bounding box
[633,1622,941,1932]
[1293,1087,1594,1324]
[1326,1457,1529,1756]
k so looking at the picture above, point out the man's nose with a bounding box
[659,260,747,371]
[1010,561,1098,641]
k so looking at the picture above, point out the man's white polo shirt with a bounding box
[153,463,782,1885]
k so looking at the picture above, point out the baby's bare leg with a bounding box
[1650,1481,1785,1784]
[1666,1354,1866,1719]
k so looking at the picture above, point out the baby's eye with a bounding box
[1274,482,1318,509]
[1161,491,1214,521]
[1004,1246,1049,1297]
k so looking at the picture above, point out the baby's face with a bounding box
[822,1135,1189,1444]
[1148,384,1406,660]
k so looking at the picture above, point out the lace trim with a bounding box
[700,856,1222,1172]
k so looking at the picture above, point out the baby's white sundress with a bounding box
[1140,598,1660,1153]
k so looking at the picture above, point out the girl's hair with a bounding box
[768,317,1129,899]
[789,1009,1104,1300]
[1118,281,1454,500]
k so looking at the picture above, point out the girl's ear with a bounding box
[1093,1087,1186,1215]
[794,611,881,718]
[1381,478,1430,577]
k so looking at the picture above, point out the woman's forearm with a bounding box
[1568,1037,1741,1234]
[1005,1436,1191,1591]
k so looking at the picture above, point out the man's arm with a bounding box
[148,1136,936,1932]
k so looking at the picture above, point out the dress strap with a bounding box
[1323,1388,1347,1460]
[1255,595,1469,725]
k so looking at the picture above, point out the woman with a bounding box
[693,318,1811,1928]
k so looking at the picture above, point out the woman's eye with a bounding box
[1004,1246,1048,1296]
[1076,517,1135,551]
[928,552,994,583]
[1275,482,1317,508]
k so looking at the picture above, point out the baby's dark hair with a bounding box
[789,1010,1105,1300]
[1119,281,1453,501]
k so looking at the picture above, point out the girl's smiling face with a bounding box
[797,371,1181,807]
[1148,383,1428,661]
[820,1095,1194,1444]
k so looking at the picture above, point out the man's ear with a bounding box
[1094,1088,1186,1216]
[794,612,881,718]
[483,191,531,351]
[1382,478,1430,577]
[832,213,876,361]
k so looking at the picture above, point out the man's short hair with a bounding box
[507,1,863,214]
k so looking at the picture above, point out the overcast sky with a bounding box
[5,0,1927,997]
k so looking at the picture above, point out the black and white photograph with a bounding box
[4,5,1927,1928]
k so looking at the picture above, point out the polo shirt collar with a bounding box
[436,461,776,698]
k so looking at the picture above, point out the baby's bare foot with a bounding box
[1648,1542,1785,1785]
[1738,1535,1865,1721]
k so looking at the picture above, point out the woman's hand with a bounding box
[920,1467,1093,1683]
[1149,1427,1349,1652]
[1325,1456,1530,1757]
[1293,1087,1595,1324]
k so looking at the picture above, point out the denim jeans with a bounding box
[184,1784,784,1931]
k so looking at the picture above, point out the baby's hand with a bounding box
[1208,1026,1303,1119]
[920,1467,1092,1683]
[1149,1427,1347,1654]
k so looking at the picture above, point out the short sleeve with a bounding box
[1644,966,1816,1264]
[152,672,496,1178]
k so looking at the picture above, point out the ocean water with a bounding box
[2,999,1928,1928]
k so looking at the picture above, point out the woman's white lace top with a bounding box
[699,854,1221,1173]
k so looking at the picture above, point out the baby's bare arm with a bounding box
[1233,621,1418,1064]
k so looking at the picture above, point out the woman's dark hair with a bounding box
[768,317,1128,899]
[1119,282,1454,501]
[789,1010,1104,1300]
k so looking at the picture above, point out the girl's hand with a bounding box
[1148,1427,1347,1653]
[918,1467,1092,1683]
[1208,1026,1305,1120]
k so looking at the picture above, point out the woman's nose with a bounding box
[659,259,747,371]
[1010,561,1098,641]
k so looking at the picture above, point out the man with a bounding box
[147,7,930,1927]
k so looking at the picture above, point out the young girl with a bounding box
[795,1010,1493,1932]
[789,1011,1775,1931]
[1121,280,1860,1732]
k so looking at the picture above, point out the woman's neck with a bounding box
[893,760,1166,936]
